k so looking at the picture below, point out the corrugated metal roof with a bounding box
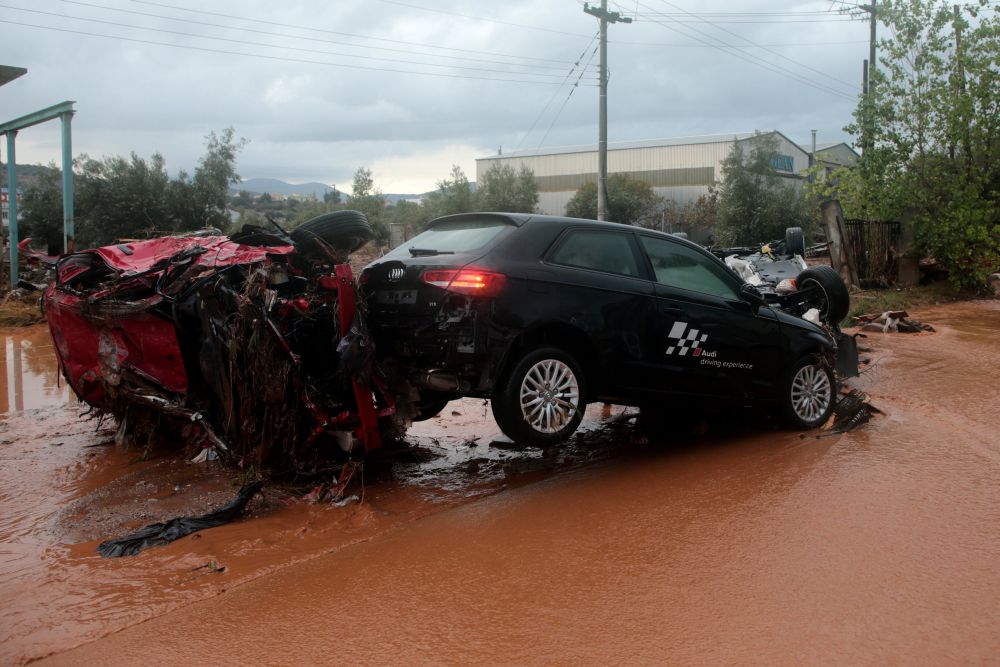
[481,132,759,160]
[812,141,860,157]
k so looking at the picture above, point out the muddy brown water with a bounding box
[2,301,999,665]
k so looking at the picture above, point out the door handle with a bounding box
[661,305,683,314]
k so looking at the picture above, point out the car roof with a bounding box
[429,211,646,233]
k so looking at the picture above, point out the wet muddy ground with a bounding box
[2,300,998,665]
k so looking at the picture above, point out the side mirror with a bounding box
[739,283,767,311]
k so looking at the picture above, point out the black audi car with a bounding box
[362,213,851,445]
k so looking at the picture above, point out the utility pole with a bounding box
[860,1,877,152]
[867,0,877,95]
[584,1,631,221]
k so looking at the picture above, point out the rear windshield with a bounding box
[383,217,512,259]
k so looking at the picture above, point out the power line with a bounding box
[2,4,576,78]
[516,32,600,151]
[613,39,870,47]
[124,0,580,66]
[629,0,858,101]
[648,0,861,92]
[48,0,585,72]
[537,41,601,151]
[626,16,862,23]
[375,0,594,38]
[1,18,597,85]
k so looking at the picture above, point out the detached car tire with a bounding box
[291,210,373,256]
[784,226,806,257]
[492,347,587,446]
[797,265,850,325]
[783,356,835,429]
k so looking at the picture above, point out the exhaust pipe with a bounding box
[418,370,466,392]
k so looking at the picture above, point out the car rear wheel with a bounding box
[492,347,586,446]
[796,265,850,325]
[783,357,835,429]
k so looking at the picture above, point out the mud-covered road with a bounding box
[2,300,998,665]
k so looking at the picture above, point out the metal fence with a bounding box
[843,219,901,287]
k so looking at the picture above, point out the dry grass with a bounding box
[0,292,45,327]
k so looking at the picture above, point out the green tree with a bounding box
[425,165,475,217]
[347,167,387,242]
[564,173,662,226]
[231,189,253,207]
[19,128,247,248]
[838,0,1000,289]
[74,151,175,246]
[385,198,434,239]
[476,163,538,213]
[714,133,809,245]
[19,164,65,252]
[323,187,342,204]
[660,193,719,241]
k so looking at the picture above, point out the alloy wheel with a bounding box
[519,359,581,434]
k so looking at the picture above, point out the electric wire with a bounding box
[127,0,581,65]
[613,38,870,47]
[536,42,601,152]
[1,3,576,78]
[647,0,861,92]
[46,0,585,72]
[516,31,600,151]
[630,0,858,101]
[374,0,595,38]
[0,18,596,85]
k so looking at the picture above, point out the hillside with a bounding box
[230,177,438,203]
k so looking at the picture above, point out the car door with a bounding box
[636,234,784,400]
[542,227,657,397]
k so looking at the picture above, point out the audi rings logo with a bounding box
[387,267,405,282]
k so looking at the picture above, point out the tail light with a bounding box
[422,268,507,297]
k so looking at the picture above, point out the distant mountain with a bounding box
[231,178,333,199]
[0,163,57,191]
[231,177,475,204]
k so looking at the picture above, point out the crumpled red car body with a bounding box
[42,235,293,408]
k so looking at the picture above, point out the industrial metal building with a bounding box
[476,131,845,216]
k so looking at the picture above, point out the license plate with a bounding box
[376,289,417,305]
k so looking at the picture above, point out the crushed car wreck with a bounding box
[25,212,416,474]
[362,213,861,446]
[28,211,862,470]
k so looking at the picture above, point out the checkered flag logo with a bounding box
[666,321,709,356]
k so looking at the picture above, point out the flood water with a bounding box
[0,325,72,413]
[2,301,998,665]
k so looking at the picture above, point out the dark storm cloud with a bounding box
[0,0,868,190]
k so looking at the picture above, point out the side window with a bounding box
[639,236,739,299]
[550,230,640,277]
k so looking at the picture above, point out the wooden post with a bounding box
[821,199,860,287]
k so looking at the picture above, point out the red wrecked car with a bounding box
[25,212,415,473]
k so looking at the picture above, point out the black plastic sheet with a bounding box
[97,481,264,557]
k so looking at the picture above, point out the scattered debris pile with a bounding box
[830,388,879,433]
[24,212,417,477]
[804,387,880,439]
[854,310,935,333]
[0,289,45,326]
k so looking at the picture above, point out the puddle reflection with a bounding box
[0,325,73,415]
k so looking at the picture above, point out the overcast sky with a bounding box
[1,0,870,193]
